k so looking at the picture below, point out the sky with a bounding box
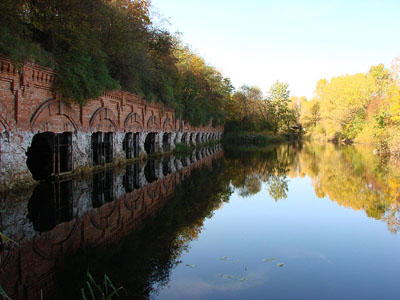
[150,0,400,99]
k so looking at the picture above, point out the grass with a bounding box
[81,272,122,300]
[0,269,122,300]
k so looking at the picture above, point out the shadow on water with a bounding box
[0,146,225,300]
[123,164,140,193]
[92,170,114,208]
[27,180,73,232]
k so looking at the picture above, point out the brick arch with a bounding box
[162,117,174,132]
[162,175,175,196]
[88,202,119,233]
[146,112,160,131]
[175,120,182,131]
[0,103,15,132]
[30,99,81,133]
[31,219,81,260]
[124,112,143,132]
[123,189,143,212]
[182,121,190,132]
[89,107,118,132]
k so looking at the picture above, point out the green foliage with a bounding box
[223,131,286,145]
[225,82,297,135]
[173,143,191,155]
[0,0,230,125]
[265,81,295,134]
[57,50,119,105]
[0,27,55,68]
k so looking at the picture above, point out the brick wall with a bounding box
[0,58,223,188]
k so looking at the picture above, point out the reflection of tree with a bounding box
[238,174,262,197]
[267,175,288,202]
[296,142,400,234]
[225,142,400,234]
[225,143,297,201]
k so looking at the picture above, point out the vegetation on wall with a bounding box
[0,0,232,126]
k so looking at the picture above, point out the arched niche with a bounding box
[162,117,174,132]
[0,103,15,132]
[89,107,118,132]
[146,111,160,131]
[124,112,143,132]
[30,99,80,133]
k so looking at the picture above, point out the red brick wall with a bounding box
[0,58,224,135]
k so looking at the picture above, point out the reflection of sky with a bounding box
[155,176,400,300]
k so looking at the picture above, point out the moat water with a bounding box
[1,143,399,300]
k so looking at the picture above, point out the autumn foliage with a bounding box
[0,0,232,126]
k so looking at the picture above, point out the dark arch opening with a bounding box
[196,150,201,161]
[92,170,114,208]
[26,132,72,180]
[162,133,170,152]
[190,152,196,164]
[92,132,113,165]
[196,133,201,144]
[162,158,172,176]
[181,133,187,144]
[27,180,73,232]
[27,132,54,180]
[144,132,156,155]
[144,159,157,183]
[123,163,140,193]
[123,132,139,159]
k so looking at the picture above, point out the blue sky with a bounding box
[151,0,400,99]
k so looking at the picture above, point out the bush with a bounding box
[173,143,191,154]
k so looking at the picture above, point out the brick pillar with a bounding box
[155,132,163,152]
[138,161,148,187]
[114,132,125,161]
[190,132,196,146]
[170,132,176,150]
[138,132,147,157]
[174,157,183,171]
[155,159,163,179]
[175,132,183,145]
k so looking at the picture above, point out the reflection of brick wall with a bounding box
[0,150,223,300]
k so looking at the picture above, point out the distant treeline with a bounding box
[0,0,232,126]
[226,61,400,155]
[298,62,400,154]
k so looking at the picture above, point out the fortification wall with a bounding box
[0,58,223,188]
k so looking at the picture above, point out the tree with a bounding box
[300,99,320,128]
[226,85,263,131]
[368,64,392,96]
[265,81,295,134]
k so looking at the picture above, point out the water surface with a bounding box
[1,143,399,300]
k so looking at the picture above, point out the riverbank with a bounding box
[303,130,400,159]
[222,131,300,146]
